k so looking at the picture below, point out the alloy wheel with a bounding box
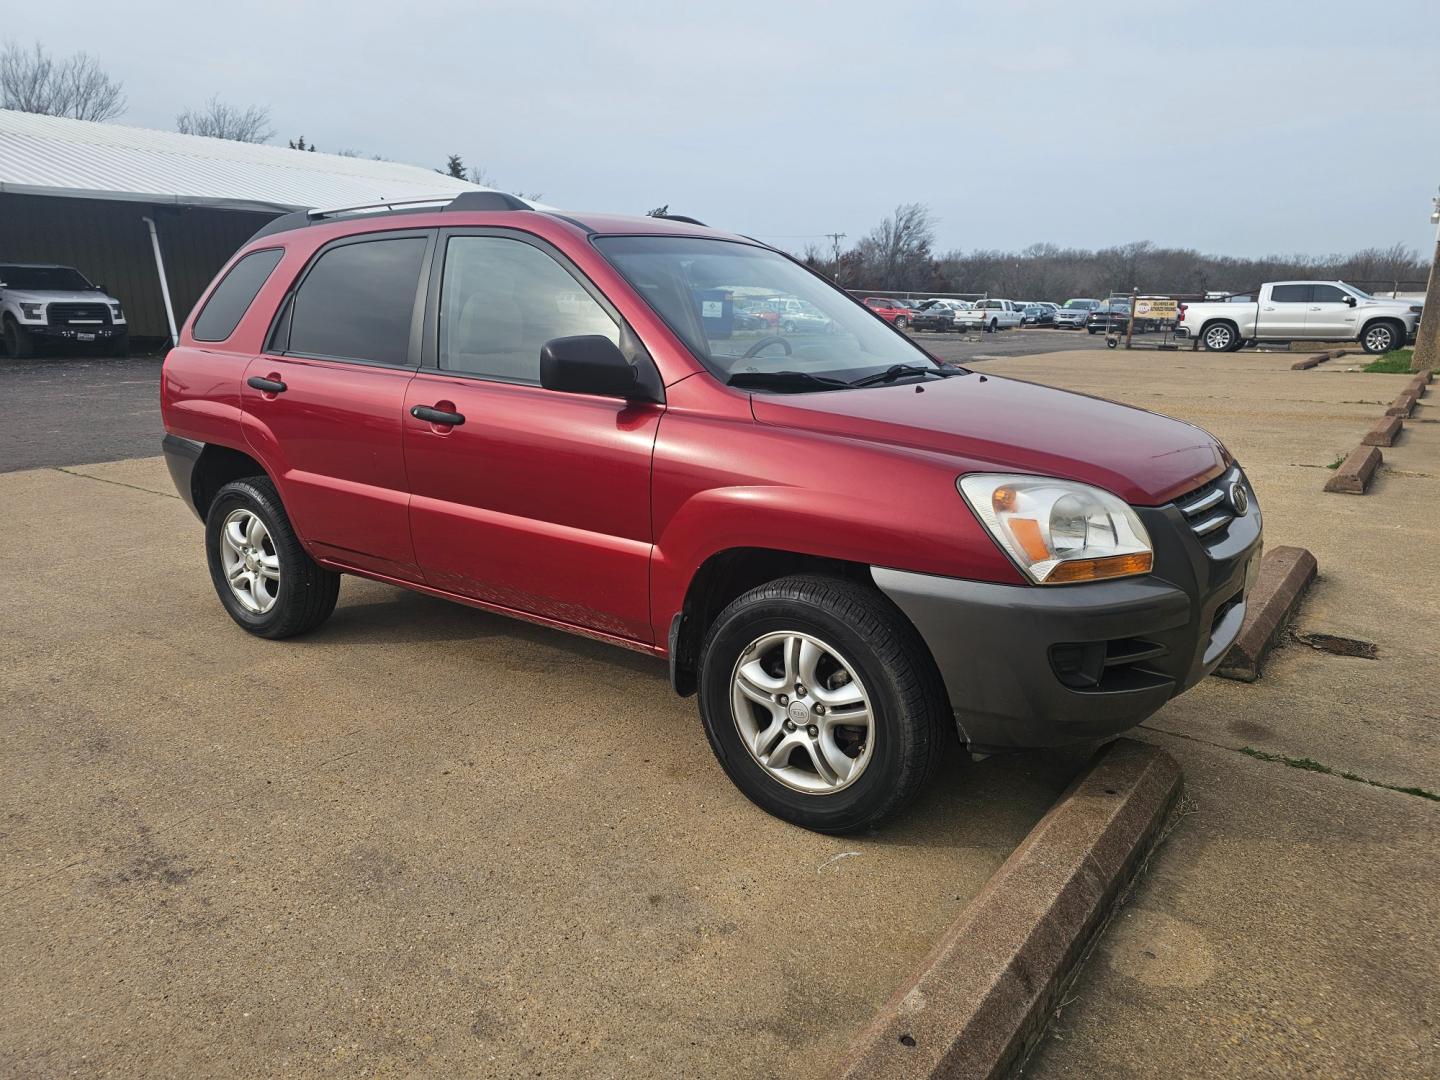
[1204,325,1233,350]
[1365,325,1394,353]
[220,508,281,614]
[730,631,875,795]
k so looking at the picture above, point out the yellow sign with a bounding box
[1135,299,1179,319]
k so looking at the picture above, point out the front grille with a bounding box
[46,303,111,327]
[1174,466,1244,544]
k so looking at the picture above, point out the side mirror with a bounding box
[91,283,106,292]
[1344,295,1357,307]
[540,335,654,401]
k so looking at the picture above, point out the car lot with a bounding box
[2,346,1436,1077]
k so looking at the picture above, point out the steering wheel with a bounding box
[742,335,792,359]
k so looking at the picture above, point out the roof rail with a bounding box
[653,212,707,226]
[246,189,533,242]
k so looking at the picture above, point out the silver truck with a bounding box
[1176,281,1420,354]
[0,263,128,359]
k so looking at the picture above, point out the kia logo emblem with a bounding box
[1228,482,1249,515]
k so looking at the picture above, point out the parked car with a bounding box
[1175,281,1421,353]
[763,297,831,334]
[862,296,912,329]
[959,298,1025,331]
[161,193,1263,833]
[1054,298,1101,329]
[1086,299,1136,335]
[1022,303,1056,327]
[0,262,128,358]
[910,300,962,332]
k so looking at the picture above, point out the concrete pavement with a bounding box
[0,459,1083,1078]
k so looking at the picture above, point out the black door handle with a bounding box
[247,376,287,393]
[411,404,465,426]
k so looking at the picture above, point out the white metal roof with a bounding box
[0,109,494,213]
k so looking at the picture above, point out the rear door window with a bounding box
[192,248,284,342]
[1269,284,1310,303]
[286,236,427,365]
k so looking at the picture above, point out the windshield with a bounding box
[595,236,944,386]
[0,265,93,291]
[1337,281,1372,300]
[1063,299,1100,309]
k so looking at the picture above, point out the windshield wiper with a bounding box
[726,370,852,392]
[847,364,959,388]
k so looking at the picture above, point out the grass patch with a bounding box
[1362,348,1414,373]
[1238,746,1439,801]
[1326,454,1345,470]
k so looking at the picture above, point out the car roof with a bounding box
[0,262,76,269]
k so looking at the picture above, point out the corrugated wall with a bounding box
[0,193,278,340]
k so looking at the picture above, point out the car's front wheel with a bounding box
[1361,321,1402,355]
[894,315,908,330]
[205,476,340,639]
[3,318,35,359]
[697,575,949,833]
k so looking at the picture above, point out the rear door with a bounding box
[243,230,432,582]
[1257,283,1310,338]
[1305,283,1359,340]
[402,229,663,643]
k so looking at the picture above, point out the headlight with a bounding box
[110,302,125,321]
[19,302,43,320]
[958,474,1153,584]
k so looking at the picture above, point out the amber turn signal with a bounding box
[1044,551,1154,583]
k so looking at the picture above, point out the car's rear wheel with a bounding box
[1202,322,1237,351]
[697,575,949,833]
[3,318,34,359]
[205,476,340,639]
[1361,321,1401,355]
[894,315,908,330]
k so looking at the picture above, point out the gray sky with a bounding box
[27,0,1440,257]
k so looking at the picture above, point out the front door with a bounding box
[1305,283,1360,340]
[403,230,662,643]
[242,230,432,582]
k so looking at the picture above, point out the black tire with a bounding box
[894,315,908,330]
[1201,321,1237,351]
[696,574,950,833]
[1087,326,1098,335]
[1360,320,1402,355]
[3,318,34,359]
[205,476,340,639]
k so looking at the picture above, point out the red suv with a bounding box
[862,296,912,329]
[162,193,1262,832]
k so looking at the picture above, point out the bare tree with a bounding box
[855,204,937,290]
[0,41,126,121]
[647,204,670,217]
[176,96,274,143]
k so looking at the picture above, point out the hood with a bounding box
[750,373,1227,505]
[2,288,116,304]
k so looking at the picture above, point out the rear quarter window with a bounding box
[192,248,285,342]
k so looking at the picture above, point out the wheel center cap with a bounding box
[244,554,257,572]
[787,700,811,724]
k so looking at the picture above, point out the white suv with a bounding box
[0,263,128,358]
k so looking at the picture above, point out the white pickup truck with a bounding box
[1176,281,1420,354]
[958,298,1025,332]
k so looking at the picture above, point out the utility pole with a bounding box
[825,232,847,283]
[1412,187,1440,372]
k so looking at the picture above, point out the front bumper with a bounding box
[27,324,124,340]
[873,477,1263,752]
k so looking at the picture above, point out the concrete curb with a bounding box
[1324,445,1382,493]
[1362,415,1403,447]
[1404,373,1430,396]
[1411,367,1433,384]
[1214,546,1318,682]
[1291,353,1328,370]
[1385,390,1419,418]
[837,740,1182,1080]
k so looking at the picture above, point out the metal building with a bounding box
[0,109,483,344]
